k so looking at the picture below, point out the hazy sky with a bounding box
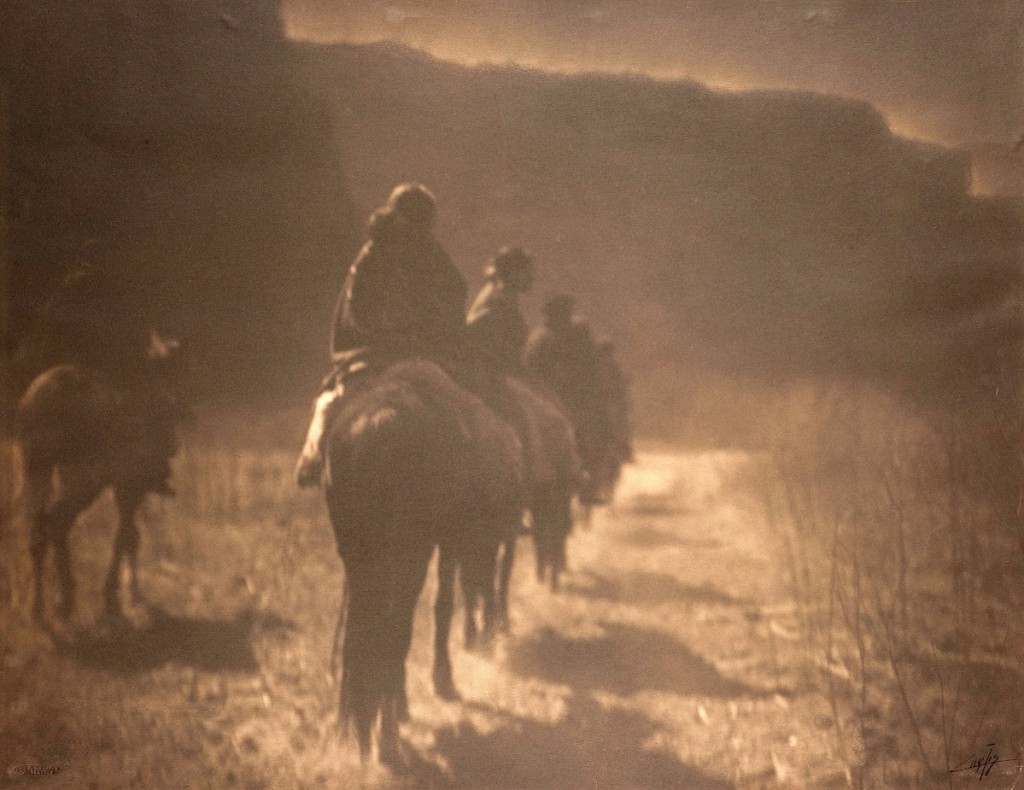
[282,0,1023,150]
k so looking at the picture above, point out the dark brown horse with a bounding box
[432,376,582,683]
[323,361,524,766]
[15,339,184,620]
[498,381,582,602]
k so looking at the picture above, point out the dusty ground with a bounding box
[0,421,1018,788]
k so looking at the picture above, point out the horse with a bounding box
[323,360,525,766]
[498,379,582,604]
[14,336,185,621]
[430,375,583,685]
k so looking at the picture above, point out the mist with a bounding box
[3,1,1020,438]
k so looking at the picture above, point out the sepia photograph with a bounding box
[1,1,1023,787]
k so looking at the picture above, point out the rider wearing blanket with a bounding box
[22,249,179,495]
[297,184,550,487]
[465,247,579,484]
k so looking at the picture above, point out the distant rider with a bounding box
[523,294,608,497]
[465,246,534,375]
[24,247,177,493]
[29,253,152,387]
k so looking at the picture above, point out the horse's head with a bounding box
[146,331,192,421]
[147,331,181,365]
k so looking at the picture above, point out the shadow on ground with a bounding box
[613,524,722,550]
[565,571,745,608]
[408,693,733,789]
[509,621,755,697]
[622,493,691,518]
[53,605,263,674]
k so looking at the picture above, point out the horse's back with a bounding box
[507,377,582,485]
[16,365,122,466]
[325,360,525,521]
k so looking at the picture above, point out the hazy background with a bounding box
[284,0,1024,192]
[2,0,1022,438]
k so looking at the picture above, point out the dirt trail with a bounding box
[1,444,854,788]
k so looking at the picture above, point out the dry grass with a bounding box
[760,382,1024,787]
[5,394,1012,787]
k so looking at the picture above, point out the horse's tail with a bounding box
[337,563,377,755]
[0,438,25,534]
[337,557,411,760]
[330,576,349,681]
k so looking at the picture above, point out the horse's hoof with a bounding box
[103,595,122,619]
[153,482,176,497]
[479,630,498,654]
[378,739,407,773]
[294,455,324,488]
[432,671,461,702]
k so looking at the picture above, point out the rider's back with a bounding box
[29,263,151,386]
[331,207,467,373]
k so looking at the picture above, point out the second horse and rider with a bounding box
[296,182,626,524]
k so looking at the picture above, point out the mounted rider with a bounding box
[465,246,534,375]
[523,294,609,498]
[297,183,471,486]
[465,248,582,490]
[21,247,179,494]
[297,187,563,489]
[331,184,468,380]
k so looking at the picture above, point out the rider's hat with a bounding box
[486,246,533,280]
[387,183,437,227]
[543,293,574,319]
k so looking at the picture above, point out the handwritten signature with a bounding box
[949,744,1023,780]
[6,764,62,778]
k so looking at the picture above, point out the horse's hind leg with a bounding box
[460,542,498,649]
[378,696,403,769]
[551,489,574,593]
[21,459,53,620]
[496,536,516,633]
[27,491,50,621]
[432,546,459,700]
[48,465,106,619]
[52,530,76,620]
[29,530,47,621]
[105,487,145,615]
[461,564,479,651]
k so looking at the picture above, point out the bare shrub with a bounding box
[762,379,1024,785]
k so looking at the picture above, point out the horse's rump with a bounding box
[16,365,178,481]
[328,359,525,512]
[505,377,582,485]
[16,366,124,464]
